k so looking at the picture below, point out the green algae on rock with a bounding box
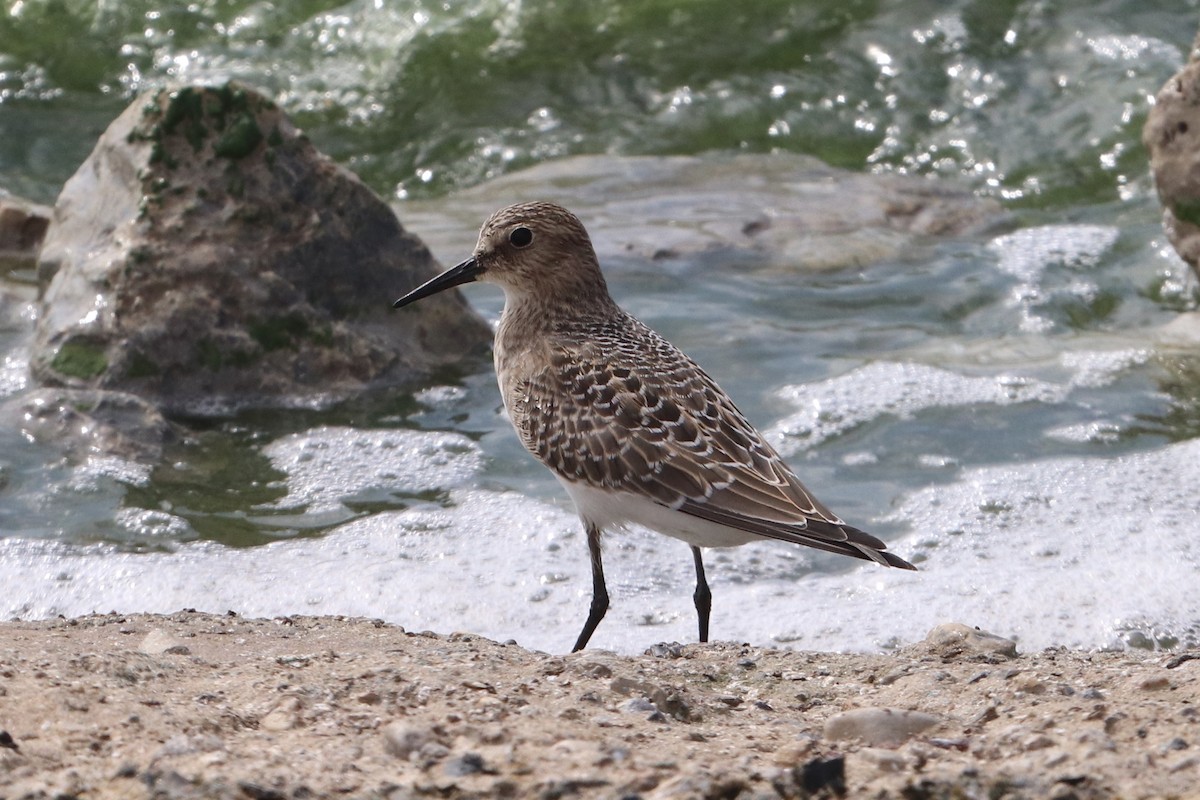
[48,339,108,380]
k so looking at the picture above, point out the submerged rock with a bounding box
[7,387,174,463]
[32,83,490,415]
[1144,32,1200,279]
[0,189,50,277]
[404,153,1008,273]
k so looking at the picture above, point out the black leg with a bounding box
[691,546,711,643]
[572,524,609,652]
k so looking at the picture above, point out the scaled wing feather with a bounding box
[511,313,913,569]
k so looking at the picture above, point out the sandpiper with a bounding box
[393,202,915,651]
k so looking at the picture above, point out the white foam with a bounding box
[114,508,195,540]
[863,440,1200,651]
[0,482,838,651]
[5,434,1197,655]
[987,224,1119,333]
[767,362,1064,455]
[260,426,483,513]
[989,224,1118,283]
[67,455,153,491]
[1061,348,1150,389]
[0,353,29,399]
[0,490,592,650]
[767,348,1150,456]
[1043,421,1123,444]
[413,385,469,407]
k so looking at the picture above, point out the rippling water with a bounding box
[2,0,1199,653]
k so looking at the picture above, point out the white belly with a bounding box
[557,478,758,549]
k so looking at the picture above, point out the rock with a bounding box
[823,707,941,748]
[32,82,491,415]
[383,722,434,760]
[1144,32,1200,279]
[0,189,50,276]
[920,622,1018,660]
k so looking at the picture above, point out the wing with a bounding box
[509,315,914,570]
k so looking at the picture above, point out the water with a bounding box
[2,0,1199,654]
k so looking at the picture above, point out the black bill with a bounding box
[393,257,482,308]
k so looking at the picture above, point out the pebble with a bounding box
[417,742,451,763]
[153,733,223,760]
[970,706,999,727]
[879,667,912,686]
[1132,674,1171,691]
[383,722,434,760]
[610,676,657,696]
[1012,674,1048,695]
[260,697,303,732]
[798,756,846,796]
[622,698,658,715]
[138,629,190,656]
[550,738,594,758]
[1169,755,1200,773]
[650,689,694,722]
[649,772,750,799]
[922,623,1018,660]
[645,642,685,659]
[1022,734,1055,751]
[443,752,487,777]
[855,747,906,774]
[823,707,941,748]
[583,663,613,679]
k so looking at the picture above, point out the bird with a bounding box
[393,201,915,651]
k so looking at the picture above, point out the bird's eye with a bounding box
[509,226,533,248]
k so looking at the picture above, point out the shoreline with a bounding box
[0,612,1196,799]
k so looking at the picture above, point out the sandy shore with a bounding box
[0,612,1197,799]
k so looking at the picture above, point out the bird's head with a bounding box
[393,202,610,310]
